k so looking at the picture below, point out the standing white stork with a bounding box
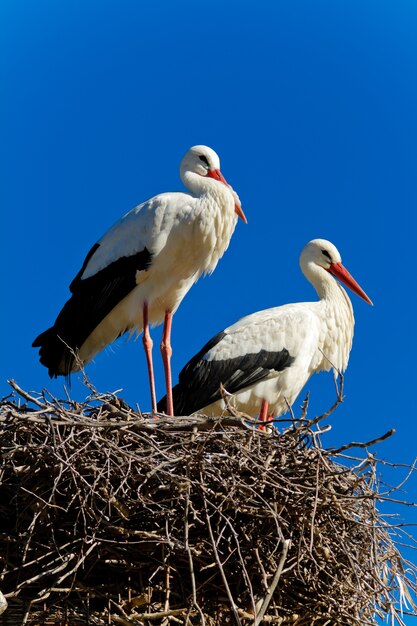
[33,145,247,416]
[157,239,372,422]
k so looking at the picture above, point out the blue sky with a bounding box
[1,0,417,618]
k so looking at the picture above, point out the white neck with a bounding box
[180,169,217,198]
[302,262,345,304]
[302,261,354,372]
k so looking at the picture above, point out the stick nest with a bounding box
[0,380,416,625]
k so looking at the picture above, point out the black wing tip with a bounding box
[32,327,52,348]
[32,327,74,379]
[156,396,167,414]
[46,368,60,379]
[157,384,198,416]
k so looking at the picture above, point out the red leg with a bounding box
[259,399,268,431]
[161,310,174,416]
[142,303,157,415]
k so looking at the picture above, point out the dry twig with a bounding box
[0,381,416,625]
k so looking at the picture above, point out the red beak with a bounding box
[207,168,248,223]
[328,262,373,305]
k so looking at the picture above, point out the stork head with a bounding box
[181,145,221,178]
[180,145,247,223]
[300,239,373,305]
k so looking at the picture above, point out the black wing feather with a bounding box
[158,331,294,415]
[33,246,153,377]
[69,243,100,293]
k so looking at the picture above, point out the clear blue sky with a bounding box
[1,0,417,618]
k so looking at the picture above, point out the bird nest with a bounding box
[0,379,416,626]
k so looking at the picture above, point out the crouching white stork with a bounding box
[157,239,372,423]
[33,145,247,416]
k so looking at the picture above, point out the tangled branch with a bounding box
[0,380,416,625]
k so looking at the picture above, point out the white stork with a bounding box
[157,239,372,423]
[33,145,247,416]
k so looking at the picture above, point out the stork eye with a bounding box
[321,249,332,260]
[199,155,209,166]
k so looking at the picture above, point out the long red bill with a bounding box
[328,262,373,305]
[207,168,248,223]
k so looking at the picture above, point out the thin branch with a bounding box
[202,486,242,626]
[327,429,396,456]
[254,539,291,626]
[7,379,47,408]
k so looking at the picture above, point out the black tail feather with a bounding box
[32,325,79,378]
[32,289,96,377]
[157,384,201,416]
